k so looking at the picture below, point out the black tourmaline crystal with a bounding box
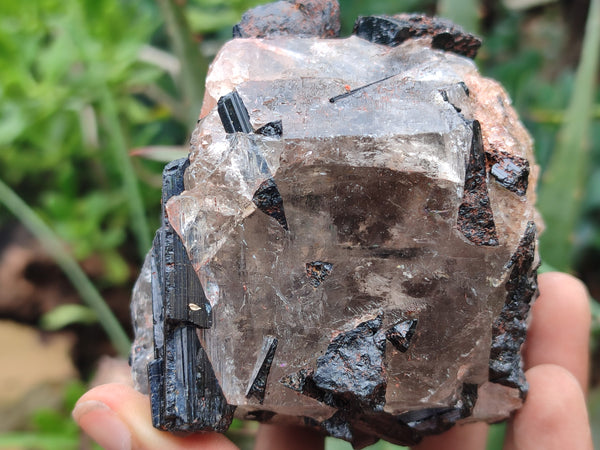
[147,159,235,432]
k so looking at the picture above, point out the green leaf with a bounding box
[0,433,78,450]
[40,304,98,331]
[0,101,26,145]
[31,409,70,435]
[63,381,88,411]
[156,0,208,128]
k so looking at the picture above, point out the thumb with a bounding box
[73,383,239,450]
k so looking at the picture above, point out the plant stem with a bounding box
[99,86,152,259]
[156,0,208,128]
[537,0,600,271]
[0,178,131,357]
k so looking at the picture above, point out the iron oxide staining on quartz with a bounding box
[457,120,499,246]
[305,261,333,287]
[130,1,542,447]
[246,336,279,404]
[353,14,481,58]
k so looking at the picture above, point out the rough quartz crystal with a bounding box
[131,10,540,448]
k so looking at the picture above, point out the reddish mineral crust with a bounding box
[132,22,540,448]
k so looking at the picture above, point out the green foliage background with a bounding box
[0,0,598,448]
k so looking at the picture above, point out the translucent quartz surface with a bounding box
[136,36,539,433]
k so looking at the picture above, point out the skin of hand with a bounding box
[73,272,593,450]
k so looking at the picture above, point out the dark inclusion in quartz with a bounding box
[488,153,530,197]
[457,120,499,247]
[131,3,541,448]
[385,319,418,353]
[305,261,333,287]
[252,179,289,230]
[255,120,283,138]
[246,336,279,404]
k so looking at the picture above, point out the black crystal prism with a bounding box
[353,14,481,58]
[148,158,235,432]
[489,221,538,394]
[385,319,418,352]
[217,91,253,133]
[490,154,530,196]
[252,179,289,230]
[246,335,279,404]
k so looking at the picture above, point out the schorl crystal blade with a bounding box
[147,158,235,432]
[217,91,253,133]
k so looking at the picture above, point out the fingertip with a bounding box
[73,398,132,450]
[525,272,590,390]
[74,383,239,450]
[537,272,590,316]
[504,364,592,450]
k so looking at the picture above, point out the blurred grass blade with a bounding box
[100,86,152,259]
[537,0,600,271]
[130,145,189,162]
[0,178,131,357]
[503,0,557,9]
[156,0,208,128]
[486,422,506,450]
[437,0,480,33]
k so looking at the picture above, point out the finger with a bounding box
[254,424,324,450]
[411,422,488,450]
[524,272,590,390]
[504,364,592,450]
[73,383,239,450]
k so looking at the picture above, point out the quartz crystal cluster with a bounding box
[131,3,540,447]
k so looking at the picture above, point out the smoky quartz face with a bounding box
[131,19,540,448]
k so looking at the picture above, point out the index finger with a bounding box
[523,271,591,390]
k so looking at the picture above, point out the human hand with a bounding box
[73,272,593,450]
[413,272,593,450]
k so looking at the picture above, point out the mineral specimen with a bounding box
[131,4,540,448]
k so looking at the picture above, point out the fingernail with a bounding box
[73,400,132,450]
